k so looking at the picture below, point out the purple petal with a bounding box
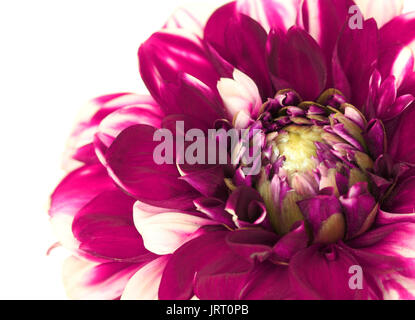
[300,0,355,86]
[376,209,415,225]
[225,186,267,227]
[205,2,273,99]
[340,182,377,239]
[383,176,415,214]
[272,221,309,262]
[62,255,145,300]
[355,0,403,27]
[333,19,379,109]
[380,12,415,56]
[49,165,116,250]
[240,262,294,299]
[267,27,327,101]
[179,165,227,199]
[138,30,225,104]
[95,104,164,165]
[346,223,415,299]
[389,103,415,164]
[226,229,279,262]
[133,201,216,255]
[237,0,301,32]
[364,119,386,159]
[72,190,154,262]
[193,197,235,226]
[105,124,199,210]
[158,230,252,300]
[121,256,169,300]
[63,93,155,169]
[290,245,369,299]
[157,73,225,129]
[297,194,345,244]
[378,45,414,90]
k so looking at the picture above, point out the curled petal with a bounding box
[225,186,267,228]
[217,69,262,120]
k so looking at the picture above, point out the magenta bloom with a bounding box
[50,0,415,300]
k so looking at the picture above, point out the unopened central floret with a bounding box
[272,124,324,175]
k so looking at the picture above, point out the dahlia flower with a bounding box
[50,0,415,300]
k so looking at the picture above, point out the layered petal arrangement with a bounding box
[50,0,415,300]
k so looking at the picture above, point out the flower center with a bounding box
[241,89,378,243]
[272,124,324,175]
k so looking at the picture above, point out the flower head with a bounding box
[50,0,415,300]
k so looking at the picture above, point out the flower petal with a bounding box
[290,245,369,299]
[121,256,169,300]
[72,190,153,262]
[272,221,309,262]
[297,194,345,244]
[355,0,403,27]
[333,19,379,109]
[138,29,227,105]
[133,201,216,255]
[300,0,355,85]
[217,69,262,119]
[205,2,273,99]
[267,27,327,101]
[62,255,143,300]
[236,0,301,32]
[158,229,252,300]
[383,176,415,214]
[346,223,415,299]
[388,103,415,164]
[380,12,415,54]
[63,93,156,170]
[340,182,377,239]
[49,165,116,250]
[240,261,294,299]
[105,124,200,210]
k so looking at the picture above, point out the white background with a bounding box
[0,0,414,299]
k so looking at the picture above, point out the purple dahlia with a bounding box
[50,0,415,300]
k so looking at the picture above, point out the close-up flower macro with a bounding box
[2,0,415,302]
